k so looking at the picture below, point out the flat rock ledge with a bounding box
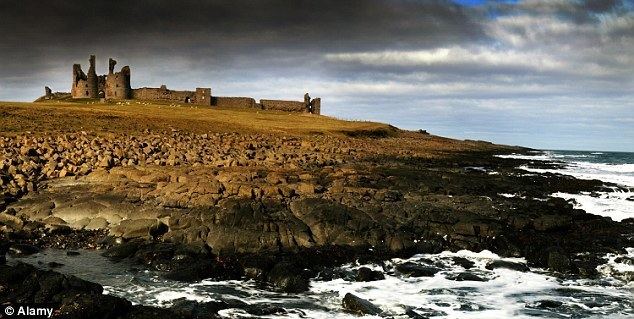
[1,130,632,280]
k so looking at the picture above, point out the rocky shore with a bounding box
[2,125,633,317]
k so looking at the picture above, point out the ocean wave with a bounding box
[13,248,633,318]
[499,150,633,222]
[552,192,633,222]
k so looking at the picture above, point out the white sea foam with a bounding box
[553,191,633,222]
[519,163,634,187]
[13,249,634,318]
[307,250,633,319]
[498,151,634,222]
[100,250,634,318]
[496,153,553,161]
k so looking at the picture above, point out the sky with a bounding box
[0,0,632,151]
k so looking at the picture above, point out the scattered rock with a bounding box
[452,256,475,269]
[0,212,23,230]
[396,262,441,277]
[342,293,382,316]
[547,249,572,273]
[446,272,488,282]
[356,267,385,282]
[485,260,529,272]
[534,300,563,309]
[267,262,310,293]
[8,243,40,256]
[102,240,142,261]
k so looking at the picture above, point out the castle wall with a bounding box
[131,86,210,105]
[211,97,258,109]
[260,99,309,113]
[72,79,91,98]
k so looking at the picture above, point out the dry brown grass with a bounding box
[0,100,393,136]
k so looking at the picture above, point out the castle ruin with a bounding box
[62,55,320,114]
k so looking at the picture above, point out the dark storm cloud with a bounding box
[0,0,483,52]
[0,0,486,95]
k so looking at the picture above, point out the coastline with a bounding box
[1,101,632,318]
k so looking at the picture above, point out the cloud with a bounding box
[325,47,567,73]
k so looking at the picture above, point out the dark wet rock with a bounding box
[0,262,209,319]
[313,267,350,281]
[534,300,563,309]
[48,261,64,268]
[8,243,40,256]
[163,259,218,282]
[460,302,488,311]
[342,293,382,316]
[406,307,447,318]
[396,262,441,277]
[102,239,143,261]
[575,259,600,278]
[0,243,7,264]
[267,261,310,293]
[122,306,186,319]
[356,266,385,282]
[446,272,488,282]
[57,293,132,318]
[614,256,634,265]
[118,242,243,282]
[547,249,573,273]
[485,260,529,272]
[452,256,475,269]
[171,298,235,318]
[245,304,288,316]
[66,251,80,256]
[289,197,380,248]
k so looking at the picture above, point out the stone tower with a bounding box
[195,88,212,106]
[105,58,131,99]
[71,55,98,99]
[86,55,98,98]
[71,64,89,98]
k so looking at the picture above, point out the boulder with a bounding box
[446,272,488,282]
[85,217,109,230]
[267,261,310,293]
[111,219,167,239]
[396,262,441,277]
[452,257,475,269]
[342,293,382,316]
[8,243,40,256]
[289,198,378,246]
[547,249,572,273]
[485,260,529,272]
[0,212,23,230]
[355,267,385,282]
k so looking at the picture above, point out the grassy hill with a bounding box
[0,100,395,137]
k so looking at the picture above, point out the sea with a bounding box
[497,150,634,222]
[8,150,634,318]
